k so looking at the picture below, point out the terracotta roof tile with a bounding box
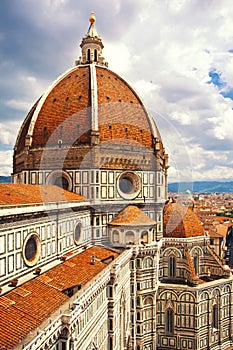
[0,184,85,205]
[0,280,68,350]
[15,65,158,156]
[163,202,204,238]
[207,229,224,238]
[216,224,231,237]
[39,246,119,291]
[0,246,119,350]
[31,66,91,148]
[97,67,154,148]
[108,205,156,227]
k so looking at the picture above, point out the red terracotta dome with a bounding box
[14,64,159,155]
[163,202,204,238]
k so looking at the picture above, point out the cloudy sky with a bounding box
[0,0,233,183]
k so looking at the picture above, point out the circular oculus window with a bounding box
[74,223,82,244]
[23,233,41,267]
[46,170,72,191]
[117,171,141,200]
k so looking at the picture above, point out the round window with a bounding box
[74,223,82,244]
[53,176,69,190]
[119,177,133,194]
[23,234,41,267]
[46,170,72,191]
[117,171,141,200]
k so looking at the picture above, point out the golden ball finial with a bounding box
[89,12,96,23]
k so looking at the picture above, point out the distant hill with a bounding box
[0,176,11,184]
[0,177,232,193]
[168,181,233,193]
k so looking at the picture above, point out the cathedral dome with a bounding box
[163,202,204,238]
[13,14,163,170]
[14,64,159,154]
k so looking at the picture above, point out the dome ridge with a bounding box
[21,65,89,149]
[100,65,162,141]
[15,63,164,153]
[163,202,204,238]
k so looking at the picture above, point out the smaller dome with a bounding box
[163,202,204,238]
[109,205,157,227]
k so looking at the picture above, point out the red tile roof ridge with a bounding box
[163,202,204,238]
[0,184,86,205]
[185,250,197,280]
[207,246,230,272]
[108,205,156,226]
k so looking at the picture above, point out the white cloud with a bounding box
[0,122,18,146]
[0,150,13,176]
[104,42,131,74]
[5,99,32,112]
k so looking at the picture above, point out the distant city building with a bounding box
[1,13,233,350]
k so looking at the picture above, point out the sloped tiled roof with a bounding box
[0,184,85,205]
[216,223,231,237]
[0,246,119,350]
[163,202,204,238]
[38,246,119,291]
[207,229,224,238]
[0,280,68,350]
[108,205,156,227]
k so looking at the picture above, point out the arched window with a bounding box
[168,256,176,278]
[143,297,154,325]
[143,257,153,268]
[87,49,91,62]
[193,255,199,275]
[126,231,134,244]
[112,230,119,243]
[94,49,98,61]
[166,308,174,334]
[141,230,148,244]
[212,304,219,329]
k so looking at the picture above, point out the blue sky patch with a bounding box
[221,88,233,100]
[208,70,226,89]
[208,69,233,100]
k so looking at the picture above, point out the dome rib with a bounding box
[97,65,161,141]
[14,98,41,155]
[90,64,98,131]
[25,64,91,148]
[15,64,164,156]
